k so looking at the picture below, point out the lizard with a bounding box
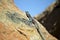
[25,11,45,40]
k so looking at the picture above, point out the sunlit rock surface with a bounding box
[34,0,60,39]
[0,0,57,40]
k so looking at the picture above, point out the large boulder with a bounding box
[0,0,57,40]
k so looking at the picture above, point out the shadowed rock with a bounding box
[34,0,60,39]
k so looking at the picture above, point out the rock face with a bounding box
[34,0,60,39]
[0,0,57,40]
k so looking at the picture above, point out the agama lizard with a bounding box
[25,11,45,40]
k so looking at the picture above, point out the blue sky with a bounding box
[14,0,55,17]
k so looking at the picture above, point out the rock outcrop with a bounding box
[0,0,57,40]
[34,0,60,39]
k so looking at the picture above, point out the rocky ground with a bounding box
[0,0,57,40]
